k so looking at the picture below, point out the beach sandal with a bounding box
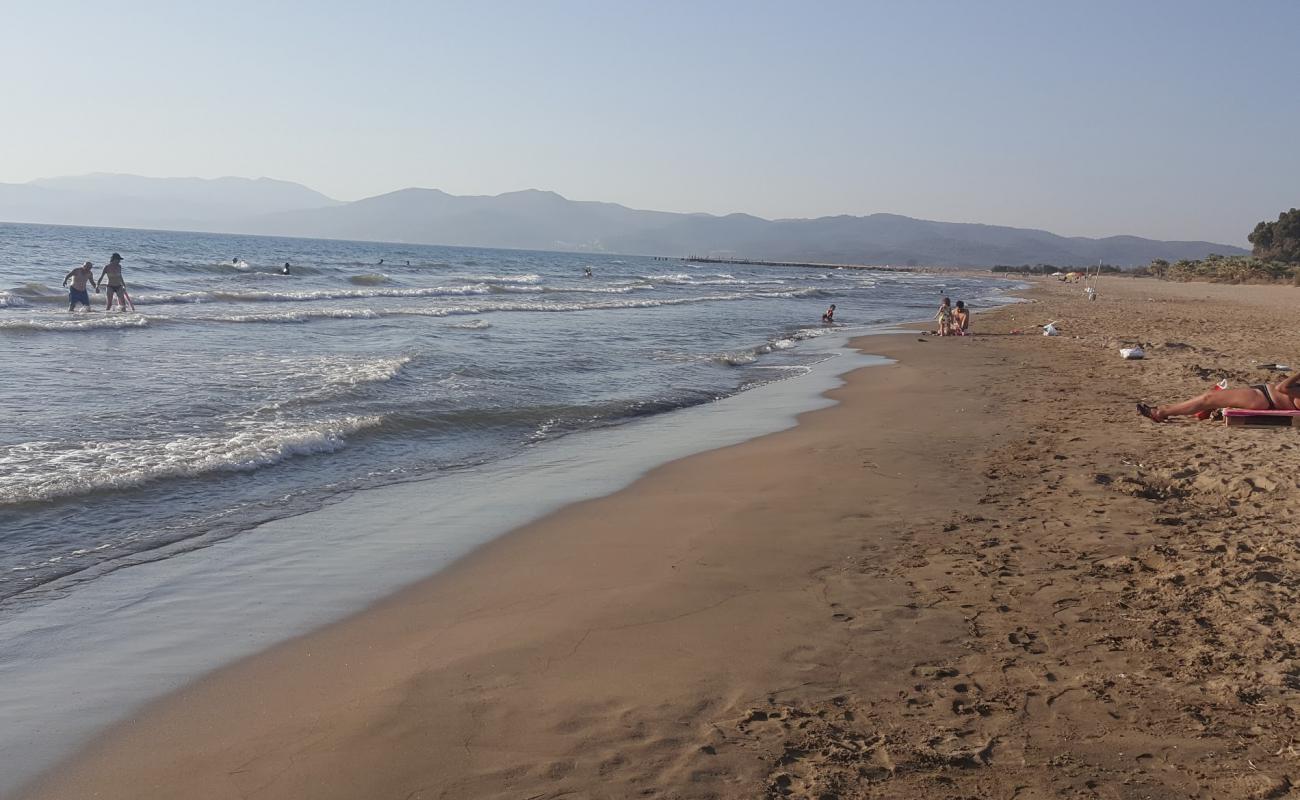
[1136,403,1165,423]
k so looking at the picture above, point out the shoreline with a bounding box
[1,323,898,797]
[23,277,1300,797]
[17,316,1009,798]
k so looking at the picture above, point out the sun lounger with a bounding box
[1223,409,1300,427]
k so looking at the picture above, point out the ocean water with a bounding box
[0,222,1004,613]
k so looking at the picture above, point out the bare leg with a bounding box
[1155,387,1270,419]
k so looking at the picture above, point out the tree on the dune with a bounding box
[1249,208,1300,263]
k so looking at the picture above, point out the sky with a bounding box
[3,0,1297,245]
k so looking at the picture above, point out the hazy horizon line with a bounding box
[10,171,1251,247]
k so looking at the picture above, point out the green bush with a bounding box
[1250,208,1300,264]
[1146,253,1298,284]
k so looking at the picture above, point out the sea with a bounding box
[0,221,1012,793]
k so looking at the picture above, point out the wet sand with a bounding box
[22,277,1300,799]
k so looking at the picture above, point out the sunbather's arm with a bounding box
[1280,371,1300,392]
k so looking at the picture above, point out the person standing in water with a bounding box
[97,253,129,311]
[282,262,292,275]
[822,304,836,323]
[62,261,97,312]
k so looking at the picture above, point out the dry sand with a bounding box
[21,277,1300,799]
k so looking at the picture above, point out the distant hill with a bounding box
[0,174,1246,267]
[0,174,339,231]
[244,189,1245,266]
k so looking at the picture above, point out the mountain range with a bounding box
[0,174,1246,267]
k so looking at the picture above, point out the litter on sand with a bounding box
[1042,323,1059,336]
[1120,346,1145,360]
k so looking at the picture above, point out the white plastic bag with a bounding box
[1042,323,1059,336]
[1120,346,1145,360]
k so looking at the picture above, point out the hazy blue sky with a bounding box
[4,0,1296,244]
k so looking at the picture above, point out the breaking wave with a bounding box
[0,314,149,332]
[713,326,836,366]
[0,415,382,506]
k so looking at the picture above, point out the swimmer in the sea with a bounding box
[97,253,129,312]
[63,261,97,312]
[821,304,836,323]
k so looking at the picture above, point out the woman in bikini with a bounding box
[1138,371,1300,422]
[97,252,129,311]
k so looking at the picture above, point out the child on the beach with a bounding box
[952,301,970,335]
[936,297,953,336]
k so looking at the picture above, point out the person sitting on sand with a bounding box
[935,297,953,336]
[1138,371,1300,422]
[63,261,97,311]
[952,301,970,335]
[822,304,836,323]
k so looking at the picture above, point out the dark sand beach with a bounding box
[22,277,1300,799]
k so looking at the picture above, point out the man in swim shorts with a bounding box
[97,252,129,311]
[62,261,97,311]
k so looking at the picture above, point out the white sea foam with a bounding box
[710,326,833,366]
[134,285,495,305]
[181,308,383,323]
[545,285,647,294]
[235,354,413,393]
[717,352,759,366]
[643,272,785,287]
[0,292,30,308]
[4,287,820,330]
[150,293,766,325]
[755,288,823,298]
[319,354,412,386]
[411,293,758,316]
[450,319,492,330]
[0,415,382,506]
[0,314,148,332]
[463,273,542,284]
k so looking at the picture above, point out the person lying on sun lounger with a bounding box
[1138,370,1300,422]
